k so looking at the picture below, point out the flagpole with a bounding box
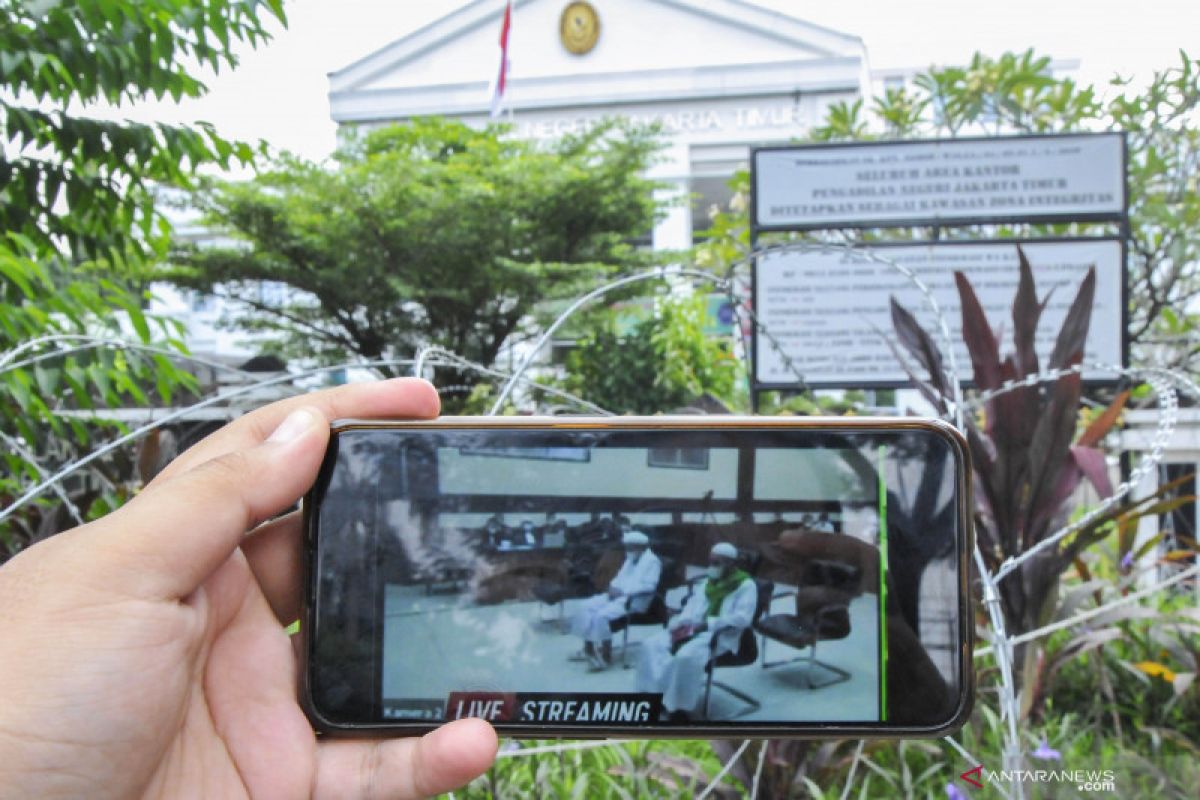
[490,0,512,120]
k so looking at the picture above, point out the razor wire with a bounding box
[0,429,85,527]
[2,241,1198,800]
[0,346,607,526]
[974,562,1200,656]
[413,344,615,416]
[723,239,967,427]
[749,739,769,800]
[461,239,1191,800]
[488,266,734,415]
[988,366,1180,584]
[838,740,866,800]
[696,738,752,800]
[0,334,249,379]
[465,241,984,797]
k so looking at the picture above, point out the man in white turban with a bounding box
[636,542,758,720]
[569,529,661,670]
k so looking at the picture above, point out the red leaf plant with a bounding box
[888,246,1129,698]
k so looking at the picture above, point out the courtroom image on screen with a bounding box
[375,442,891,726]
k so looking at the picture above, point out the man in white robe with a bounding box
[569,530,661,670]
[636,542,758,720]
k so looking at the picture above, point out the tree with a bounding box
[698,49,1200,373]
[166,117,666,392]
[1,0,287,556]
[561,295,742,414]
[1,0,278,270]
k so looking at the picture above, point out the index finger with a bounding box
[149,377,440,487]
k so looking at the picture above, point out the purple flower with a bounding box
[946,784,968,800]
[1120,551,1134,570]
[1032,739,1061,761]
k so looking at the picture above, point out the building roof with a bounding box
[328,0,865,122]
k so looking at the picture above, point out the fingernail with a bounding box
[267,408,315,444]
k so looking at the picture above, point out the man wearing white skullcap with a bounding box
[568,529,661,670]
[636,541,758,720]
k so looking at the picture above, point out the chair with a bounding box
[702,577,774,719]
[608,556,684,666]
[753,559,859,689]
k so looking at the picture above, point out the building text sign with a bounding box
[754,240,1123,387]
[753,133,1125,230]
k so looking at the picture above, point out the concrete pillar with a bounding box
[649,142,692,252]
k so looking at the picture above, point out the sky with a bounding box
[86,0,1200,162]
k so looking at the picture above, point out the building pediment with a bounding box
[329,0,864,122]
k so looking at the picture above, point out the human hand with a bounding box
[0,378,498,799]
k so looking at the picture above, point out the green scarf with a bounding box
[704,568,749,617]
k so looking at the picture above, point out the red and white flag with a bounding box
[489,0,513,117]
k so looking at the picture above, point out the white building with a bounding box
[328,0,870,252]
[1121,410,1200,596]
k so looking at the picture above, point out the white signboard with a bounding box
[754,134,1125,230]
[753,240,1123,387]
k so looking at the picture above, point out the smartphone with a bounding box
[302,416,973,738]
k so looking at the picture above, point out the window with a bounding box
[647,447,709,470]
[459,446,590,463]
[190,291,215,312]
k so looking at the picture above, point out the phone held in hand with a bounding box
[301,416,974,738]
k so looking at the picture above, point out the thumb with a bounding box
[97,406,328,599]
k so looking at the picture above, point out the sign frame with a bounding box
[749,236,1129,392]
[750,131,1128,233]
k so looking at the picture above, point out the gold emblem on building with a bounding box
[560,2,600,55]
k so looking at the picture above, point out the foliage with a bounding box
[1,0,277,271]
[1035,524,1200,738]
[0,249,201,555]
[756,389,868,416]
[706,662,1199,799]
[697,49,1200,372]
[1,0,285,556]
[468,680,1200,799]
[165,117,666,394]
[561,295,742,414]
[857,700,1199,800]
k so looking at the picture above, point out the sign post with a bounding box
[747,132,1128,402]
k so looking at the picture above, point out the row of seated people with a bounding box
[402,513,632,592]
[482,512,838,552]
[542,529,863,721]
[482,513,632,551]
[408,513,857,598]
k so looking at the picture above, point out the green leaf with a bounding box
[0,255,37,298]
[32,364,60,396]
[125,300,151,342]
[7,369,34,412]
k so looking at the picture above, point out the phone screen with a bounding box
[304,419,971,735]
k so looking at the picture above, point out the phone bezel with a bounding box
[301,415,975,739]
